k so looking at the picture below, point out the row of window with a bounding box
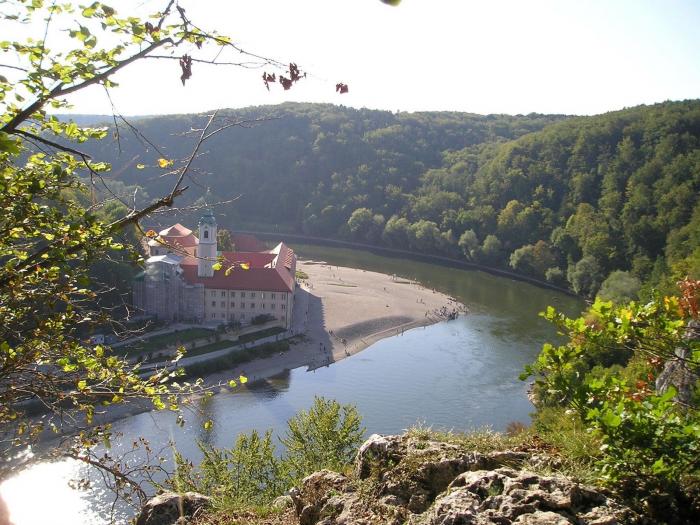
[209,313,286,321]
[210,290,281,299]
[210,301,286,310]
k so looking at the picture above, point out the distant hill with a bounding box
[74,100,700,296]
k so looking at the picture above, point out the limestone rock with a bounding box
[272,495,295,510]
[292,434,634,525]
[135,491,211,525]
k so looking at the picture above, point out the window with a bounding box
[230,302,235,308]
[251,292,256,298]
[281,304,286,310]
[241,292,246,298]
[203,229,209,239]
[221,313,226,319]
[250,303,255,309]
[220,301,225,308]
[241,303,245,308]
[271,293,276,299]
[210,290,216,296]
[211,301,216,307]
[230,291,236,297]
[194,249,197,257]
[271,303,276,310]
[211,313,215,319]
[221,291,226,297]
[261,303,266,309]
[241,313,245,319]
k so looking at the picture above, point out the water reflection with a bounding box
[0,246,583,525]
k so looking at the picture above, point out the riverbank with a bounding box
[74,259,462,428]
[204,258,463,385]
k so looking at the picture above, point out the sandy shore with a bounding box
[78,260,463,427]
[204,259,463,385]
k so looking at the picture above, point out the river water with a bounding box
[0,245,583,524]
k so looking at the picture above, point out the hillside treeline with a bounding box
[83,100,700,297]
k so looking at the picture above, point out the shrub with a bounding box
[251,313,275,325]
[281,397,365,484]
[166,397,364,510]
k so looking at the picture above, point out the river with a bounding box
[0,244,583,525]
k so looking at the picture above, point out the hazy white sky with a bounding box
[7,0,700,116]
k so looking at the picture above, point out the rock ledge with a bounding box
[291,434,635,525]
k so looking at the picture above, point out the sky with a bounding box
[4,0,700,116]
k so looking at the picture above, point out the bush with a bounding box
[523,281,700,488]
[281,397,364,484]
[251,313,275,325]
[167,397,364,511]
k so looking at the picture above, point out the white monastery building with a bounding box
[133,211,297,328]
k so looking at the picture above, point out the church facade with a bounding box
[132,211,297,328]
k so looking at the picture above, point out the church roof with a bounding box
[230,233,266,252]
[180,242,296,293]
[150,223,199,248]
[146,254,182,265]
[158,223,192,237]
[198,209,216,226]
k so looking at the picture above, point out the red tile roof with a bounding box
[180,242,296,293]
[152,223,199,248]
[231,233,266,252]
[159,223,193,237]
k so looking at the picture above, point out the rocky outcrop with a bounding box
[291,434,636,525]
[656,320,699,405]
[135,491,211,525]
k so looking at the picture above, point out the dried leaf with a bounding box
[179,54,192,85]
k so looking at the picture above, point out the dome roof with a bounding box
[198,209,216,226]
[158,223,193,237]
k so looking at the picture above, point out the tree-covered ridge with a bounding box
[85,100,699,297]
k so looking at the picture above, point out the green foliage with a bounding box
[169,397,364,511]
[171,430,287,509]
[523,286,700,486]
[0,0,251,457]
[597,270,641,304]
[509,240,557,278]
[567,256,604,297]
[217,228,235,251]
[280,397,364,483]
[80,100,700,295]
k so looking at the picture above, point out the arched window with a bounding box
[203,229,209,239]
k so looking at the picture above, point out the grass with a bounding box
[405,419,600,484]
[118,327,215,355]
[404,423,532,454]
[139,327,288,364]
[183,340,290,378]
[295,269,309,280]
[191,507,295,525]
[238,326,286,344]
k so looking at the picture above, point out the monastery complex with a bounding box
[133,211,297,328]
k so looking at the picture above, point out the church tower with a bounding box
[197,209,217,277]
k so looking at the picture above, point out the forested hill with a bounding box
[82,100,700,298]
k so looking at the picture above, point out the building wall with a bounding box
[203,288,292,327]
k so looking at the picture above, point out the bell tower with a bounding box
[197,209,217,277]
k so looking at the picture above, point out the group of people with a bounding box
[425,304,464,321]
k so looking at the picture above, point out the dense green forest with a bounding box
[82,100,700,297]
